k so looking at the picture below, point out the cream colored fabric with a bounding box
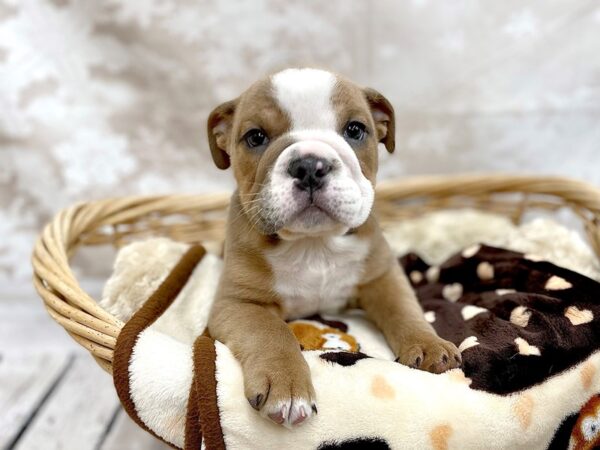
[100,237,190,322]
[384,210,600,281]
[102,210,600,449]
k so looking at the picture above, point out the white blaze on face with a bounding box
[271,68,337,130]
[265,68,375,234]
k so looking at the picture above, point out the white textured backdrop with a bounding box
[2,0,600,285]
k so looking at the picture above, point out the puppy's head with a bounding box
[207,68,394,239]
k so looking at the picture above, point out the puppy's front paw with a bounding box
[244,357,317,428]
[395,331,461,374]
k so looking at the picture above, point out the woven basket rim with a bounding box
[31,173,600,373]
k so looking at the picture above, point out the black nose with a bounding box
[287,156,333,192]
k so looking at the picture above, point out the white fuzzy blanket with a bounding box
[100,210,600,450]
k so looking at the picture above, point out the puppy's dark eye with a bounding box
[243,128,269,149]
[343,121,367,142]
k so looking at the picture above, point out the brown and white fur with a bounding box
[206,68,461,429]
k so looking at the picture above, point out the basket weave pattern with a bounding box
[31,174,600,374]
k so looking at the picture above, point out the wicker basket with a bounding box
[31,174,600,375]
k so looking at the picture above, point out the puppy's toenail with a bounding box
[293,406,307,425]
[248,394,263,410]
[442,354,449,364]
[312,404,318,414]
[410,356,422,368]
[268,410,285,424]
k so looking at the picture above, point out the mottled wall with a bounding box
[2,0,600,284]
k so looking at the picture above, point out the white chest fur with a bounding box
[266,235,370,319]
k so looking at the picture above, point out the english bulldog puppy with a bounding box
[206,68,461,428]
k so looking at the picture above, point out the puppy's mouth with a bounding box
[276,187,351,237]
[292,203,331,224]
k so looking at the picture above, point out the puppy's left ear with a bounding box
[207,99,238,170]
[363,88,395,153]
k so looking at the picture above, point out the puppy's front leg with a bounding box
[359,262,461,373]
[208,298,316,427]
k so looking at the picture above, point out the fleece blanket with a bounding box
[104,236,600,450]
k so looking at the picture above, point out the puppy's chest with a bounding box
[266,236,369,319]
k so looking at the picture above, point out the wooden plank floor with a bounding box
[0,285,170,450]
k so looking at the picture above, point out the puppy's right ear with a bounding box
[363,88,395,153]
[207,99,238,170]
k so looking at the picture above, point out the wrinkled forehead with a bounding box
[235,69,371,132]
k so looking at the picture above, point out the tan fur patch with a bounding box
[580,361,596,391]
[496,288,517,296]
[424,311,436,323]
[461,244,481,258]
[442,283,463,302]
[476,261,494,280]
[510,306,532,327]
[409,270,423,284]
[565,306,594,325]
[545,275,572,290]
[524,253,544,262]
[461,305,487,320]
[426,266,440,282]
[370,374,396,400]
[513,394,534,430]
[515,337,541,356]
[330,79,380,183]
[430,424,453,450]
[215,78,294,201]
[458,336,479,352]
